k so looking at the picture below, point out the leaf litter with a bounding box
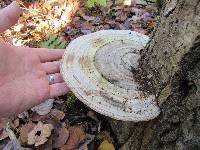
[0,0,160,149]
[27,121,54,146]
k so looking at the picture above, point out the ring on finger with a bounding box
[48,74,54,85]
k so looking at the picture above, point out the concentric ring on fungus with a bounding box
[61,30,160,121]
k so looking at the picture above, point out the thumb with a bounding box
[0,1,22,33]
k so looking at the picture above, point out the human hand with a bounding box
[0,1,69,117]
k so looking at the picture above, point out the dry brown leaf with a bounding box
[0,129,8,140]
[0,118,20,139]
[81,15,96,22]
[81,22,94,30]
[78,134,95,150]
[10,118,20,129]
[96,131,113,143]
[50,109,65,121]
[37,135,53,150]
[98,140,115,150]
[3,139,31,150]
[86,111,99,122]
[19,122,35,144]
[31,99,54,115]
[27,121,53,147]
[30,113,49,122]
[0,118,9,129]
[52,125,69,148]
[61,127,86,150]
[18,111,29,119]
[113,5,125,10]
[133,28,147,34]
[0,118,10,140]
[78,143,88,150]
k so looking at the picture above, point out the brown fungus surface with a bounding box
[61,30,160,121]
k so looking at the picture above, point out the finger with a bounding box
[52,73,64,83]
[29,48,64,63]
[0,1,22,33]
[42,61,60,74]
[49,82,70,98]
[47,73,64,84]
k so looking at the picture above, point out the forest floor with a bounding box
[0,0,160,149]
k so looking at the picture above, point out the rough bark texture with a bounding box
[109,0,200,149]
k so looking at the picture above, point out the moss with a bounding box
[66,92,77,108]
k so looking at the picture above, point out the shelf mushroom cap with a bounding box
[60,30,160,121]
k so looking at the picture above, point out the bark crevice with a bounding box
[109,0,200,149]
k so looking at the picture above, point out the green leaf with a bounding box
[87,0,106,8]
[49,44,56,49]
[58,41,67,49]
[97,0,106,6]
[49,34,57,42]
[56,37,64,44]
[40,34,67,49]
[87,0,95,8]
[40,41,50,48]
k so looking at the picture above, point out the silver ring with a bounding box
[48,74,54,85]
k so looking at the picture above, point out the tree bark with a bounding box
[110,0,200,149]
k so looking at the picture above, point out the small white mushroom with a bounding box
[60,30,160,121]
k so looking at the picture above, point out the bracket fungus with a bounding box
[61,30,160,121]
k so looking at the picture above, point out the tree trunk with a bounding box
[110,0,200,149]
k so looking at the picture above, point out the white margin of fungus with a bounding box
[60,30,160,121]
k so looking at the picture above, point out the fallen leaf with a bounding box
[19,122,35,144]
[28,121,54,146]
[18,111,29,119]
[61,127,86,150]
[81,22,94,30]
[30,113,50,122]
[0,118,9,140]
[0,118,9,129]
[50,109,65,121]
[0,129,8,140]
[37,135,53,150]
[96,131,113,143]
[10,119,20,129]
[31,99,54,115]
[78,133,95,150]
[123,0,131,5]
[98,140,115,150]
[3,139,31,150]
[113,5,125,10]
[81,15,96,22]
[78,143,88,150]
[133,28,147,34]
[86,111,99,122]
[52,124,69,148]
[85,134,95,145]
